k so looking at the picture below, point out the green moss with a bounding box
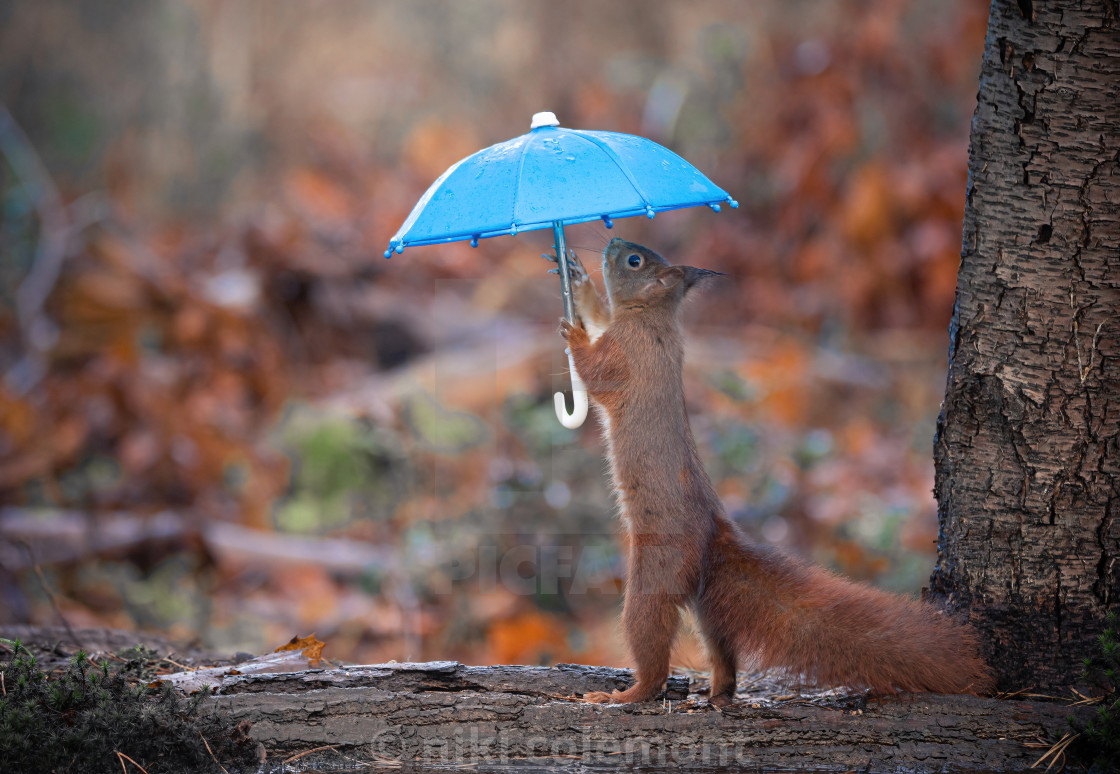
[1071,612,1120,770]
[0,639,256,774]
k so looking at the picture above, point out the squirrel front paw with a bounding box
[543,249,589,286]
[559,317,588,346]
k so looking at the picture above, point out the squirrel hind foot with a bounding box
[708,692,734,709]
[584,684,660,704]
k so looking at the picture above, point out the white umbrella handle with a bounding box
[551,220,588,429]
[554,348,589,428]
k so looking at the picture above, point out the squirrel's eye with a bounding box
[627,254,642,268]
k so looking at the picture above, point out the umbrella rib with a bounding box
[511,131,536,233]
[573,131,655,212]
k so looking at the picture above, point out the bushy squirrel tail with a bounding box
[701,526,993,695]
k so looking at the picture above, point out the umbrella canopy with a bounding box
[384,113,735,428]
[384,112,736,257]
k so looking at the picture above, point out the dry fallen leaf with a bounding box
[275,633,326,665]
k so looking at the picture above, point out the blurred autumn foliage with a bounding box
[0,0,987,670]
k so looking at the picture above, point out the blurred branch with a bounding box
[0,507,397,575]
[0,103,69,395]
[202,518,397,575]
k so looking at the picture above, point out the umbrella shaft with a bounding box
[553,221,576,322]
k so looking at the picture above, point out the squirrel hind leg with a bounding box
[697,611,739,706]
[704,637,738,707]
[582,588,683,705]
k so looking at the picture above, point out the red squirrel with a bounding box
[554,238,992,706]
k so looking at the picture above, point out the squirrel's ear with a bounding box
[657,265,725,294]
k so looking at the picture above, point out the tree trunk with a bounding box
[931,0,1120,692]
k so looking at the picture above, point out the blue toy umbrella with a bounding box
[385,112,736,428]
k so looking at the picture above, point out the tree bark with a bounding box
[931,0,1120,691]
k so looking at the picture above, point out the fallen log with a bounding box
[197,660,1077,772]
[1,626,1083,773]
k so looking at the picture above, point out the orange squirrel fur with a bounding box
[555,238,993,705]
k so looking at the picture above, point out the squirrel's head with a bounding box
[602,238,722,312]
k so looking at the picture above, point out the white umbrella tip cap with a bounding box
[530,111,559,129]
